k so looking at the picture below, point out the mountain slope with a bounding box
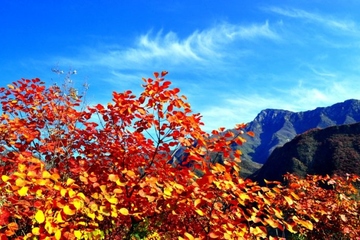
[248,122,360,185]
[239,99,360,164]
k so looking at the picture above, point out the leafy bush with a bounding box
[0,72,359,239]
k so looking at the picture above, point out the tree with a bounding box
[0,72,359,239]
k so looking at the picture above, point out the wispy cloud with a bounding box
[58,21,280,72]
[268,7,358,33]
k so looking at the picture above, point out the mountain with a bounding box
[239,99,360,164]
[248,122,360,185]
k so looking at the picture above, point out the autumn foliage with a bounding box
[0,73,360,239]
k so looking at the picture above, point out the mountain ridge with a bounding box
[239,99,360,164]
[248,122,360,185]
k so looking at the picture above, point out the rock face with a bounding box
[240,99,360,164]
[248,122,360,185]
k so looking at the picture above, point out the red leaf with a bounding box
[154,72,159,78]
[161,71,168,77]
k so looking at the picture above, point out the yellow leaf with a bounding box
[15,178,27,187]
[18,163,26,173]
[42,171,51,179]
[7,84,15,89]
[87,211,95,220]
[63,205,76,216]
[164,187,172,196]
[1,175,10,182]
[239,192,250,201]
[105,195,119,205]
[32,227,40,235]
[18,186,29,196]
[73,198,84,210]
[119,208,129,215]
[89,202,98,212]
[284,195,293,205]
[60,189,67,197]
[55,229,62,240]
[68,188,76,198]
[66,178,75,186]
[74,230,82,239]
[108,174,119,182]
[35,210,45,224]
[293,216,313,230]
[77,192,87,201]
[100,185,107,193]
[284,222,297,233]
[290,191,300,200]
[195,209,204,216]
[250,226,267,237]
[194,199,201,207]
[56,211,65,223]
[91,192,99,199]
[115,179,127,186]
[99,206,110,216]
[223,233,231,240]
[184,232,195,240]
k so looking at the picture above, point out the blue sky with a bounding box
[1,1,360,131]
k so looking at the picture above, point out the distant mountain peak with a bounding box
[239,99,360,164]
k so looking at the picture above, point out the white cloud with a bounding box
[268,7,358,33]
[62,21,280,72]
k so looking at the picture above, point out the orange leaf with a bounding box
[7,222,18,231]
[247,131,255,137]
[208,232,219,238]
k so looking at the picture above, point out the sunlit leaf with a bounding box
[32,227,40,236]
[18,186,29,196]
[108,174,119,182]
[284,195,293,205]
[184,232,195,240]
[164,187,172,196]
[194,199,201,207]
[35,210,45,224]
[15,178,26,187]
[119,208,129,215]
[1,175,10,182]
[105,195,119,204]
[74,230,82,239]
[195,209,204,216]
[63,205,76,216]
[55,229,62,240]
[208,232,219,238]
[66,178,75,186]
[42,171,51,179]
